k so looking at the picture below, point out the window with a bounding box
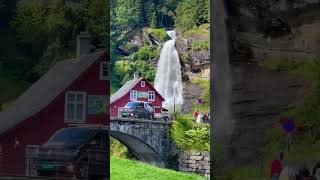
[100,62,109,80]
[118,107,123,117]
[130,90,137,101]
[141,81,145,87]
[65,91,86,123]
[148,91,155,101]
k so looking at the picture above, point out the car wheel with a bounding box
[75,159,88,179]
[134,113,138,119]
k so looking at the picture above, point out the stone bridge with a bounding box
[110,118,177,168]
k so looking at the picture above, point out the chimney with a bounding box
[76,31,91,58]
[134,71,139,80]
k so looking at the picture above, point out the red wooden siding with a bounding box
[110,80,163,117]
[0,51,109,176]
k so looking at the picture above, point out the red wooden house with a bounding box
[0,32,109,175]
[110,74,165,117]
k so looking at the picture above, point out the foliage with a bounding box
[192,40,209,50]
[260,58,320,165]
[9,0,108,82]
[110,137,130,158]
[111,156,207,180]
[184,23,210,37]
[146,28,169,42]
[114,60,156,86]
[172,116,210,152]
[175,0,209,31]
[0,70,30,110]
[133,45,160,61]
[191,80,210,113]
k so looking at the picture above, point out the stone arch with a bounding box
[110,130,165,168]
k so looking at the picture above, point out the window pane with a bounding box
[76,104,84,120]
[76,94,84,103]
[67,94,75,102]
[67,104,74,120]
[103,65,108,76]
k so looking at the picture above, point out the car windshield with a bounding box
[125,102,140,107]
[46,128,95,147]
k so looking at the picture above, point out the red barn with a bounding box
[0,32,109,175]
[110,75,165,117]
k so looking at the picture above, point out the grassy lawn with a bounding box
[111,156,207,180]
[0,71,30,109]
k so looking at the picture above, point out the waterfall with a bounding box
[154,30,183,111]
[212,0,234,170]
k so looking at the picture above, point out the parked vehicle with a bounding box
[121,101,154,119]
[35,127,109,180]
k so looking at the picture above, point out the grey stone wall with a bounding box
[110,118,177,167]
[178,151,210,178]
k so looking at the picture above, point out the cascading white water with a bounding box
[154,30,183,111]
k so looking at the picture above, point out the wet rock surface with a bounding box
[225,0,319,166]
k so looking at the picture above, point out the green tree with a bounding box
[11,0,47,59]
[175,0,209,31]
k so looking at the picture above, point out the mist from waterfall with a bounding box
[212,0,234,169]
[154,30,183,111]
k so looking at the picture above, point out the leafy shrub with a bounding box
[110,137,130,158]
[133,45,160,61]
[172,116,210,152]
[151,28,169,42]
[184,23,210,37]
[192,40,209,50]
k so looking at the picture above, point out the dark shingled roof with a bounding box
[0,50,106,135]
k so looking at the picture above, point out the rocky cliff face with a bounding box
[226,0,319,166]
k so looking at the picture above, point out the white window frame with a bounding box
[148,91,155,101]
[141,81,145,87]
[64,91,87,123]
[118,107,123,117]
[100,61,110,80]
[130,90,137,101]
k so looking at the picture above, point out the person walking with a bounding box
[271,152,284,180]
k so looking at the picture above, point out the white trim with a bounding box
[118,107,123,117]
[141,81,145,87]
[64,91,87,123]
[130,90,137,101]
[25,145,39,176]
[148,91,155,101]
[100,61,110,80]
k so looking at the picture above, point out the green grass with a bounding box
[110,156,207,180]
[192,40,209,50]
[0,71,30,110]
[145,28,169,42]
[184,24,210,38]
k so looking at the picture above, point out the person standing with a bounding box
[194,110,199,121]
[271,152,284,180]
[196,111,204,124]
